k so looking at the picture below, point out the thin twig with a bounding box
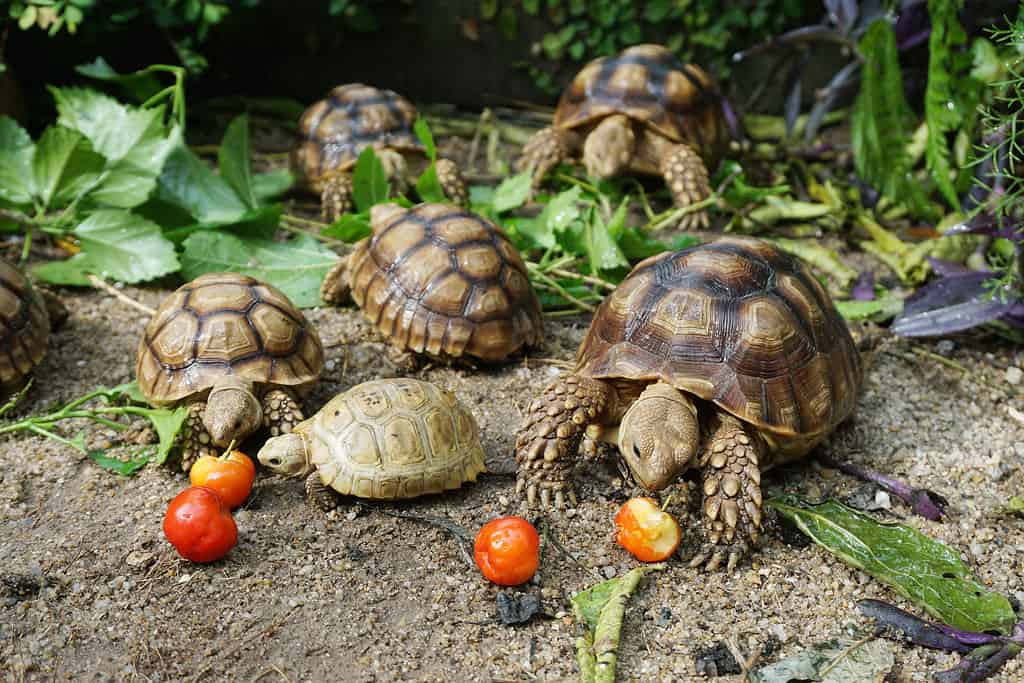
[545,267,617,292]
[816,634,874,679]
[279,218,348,249]
[87,276,156,316]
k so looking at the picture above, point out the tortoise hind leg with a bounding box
[660,143,712,230]
[688,411,764,572]
[181,401,218,473]
[306,471,340,511]
[262,389,304,438]
[320,257,352,305]
[434,158,469,206]
[514,375,612,509]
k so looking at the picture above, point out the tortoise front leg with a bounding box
[180,401,218,473]
[320,170,355,222]
[515,126,580,194]
[514,375,613,509]
[262,389,304,438]
[688,411,764,572]
[660,143,712,230]
[319,256,352,305]
[434,158,469,206]
[305,471,340,512]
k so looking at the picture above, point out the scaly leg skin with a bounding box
[262,389,304,438]
[515,126,579,195]
[319,256,351,305]
[180,402,218,473]
[320,171,355,222]
[688,412,764,572]
[434,158,469,206]
[384,344,422,371]
[660,143,712,230]
[305,471,339,512]
[514,375,612,509]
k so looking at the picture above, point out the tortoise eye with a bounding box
[268,458,281,466]
[633,444,641,458]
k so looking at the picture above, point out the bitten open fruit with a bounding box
[614,497,681,562]
[474,516,540,586]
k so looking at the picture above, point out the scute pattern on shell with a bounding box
[303,378,486,500]
[349,203,543,361]
[576,237,862,441]
[136,272,324,403]
[293,83,421,184]
[0,258,50,386]
[555,44,727,154]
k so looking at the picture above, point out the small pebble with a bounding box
[873,490,892,510]
[768,623,788,643]
[935,340,955,357]
[601,565,616,579]
[1006,366,1022,385]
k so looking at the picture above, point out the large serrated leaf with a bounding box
[155,144,248,223]
[180,231,340,307]
[0,117,35,205]
[351,147,389,213]
[492,170,533,213]
[218,114,257,209]
[31,126,83,208]
[769,497,1017,634]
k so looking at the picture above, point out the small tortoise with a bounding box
[292,83,469,222]
[514,237,862,570]
[258,378,486,509]
[517,44,730,230]
[320,202,544,364]
[136,272,324,471]
[0,257,62,394]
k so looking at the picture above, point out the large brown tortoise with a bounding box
[136,272,324,471]
[292,83,468,222]
[514,237,863,570]
[517,44,730,230]
[320,202,544,364]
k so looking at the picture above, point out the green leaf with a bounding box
[321,213,372,242]
[74,57,163,104]
[49,140,106,208]
[218,114,257,208]
[768,237,858,289]
[88,448,152,476]
[413,117,436,161]
[835,296,904,323]
[571,564,664,683]
[924,0,969,208]
[752,633,895,682]
[105,380,147,404]
[32,126,84,208]
[415,165,447,204]
[155,144,248,223]
[492,169,533,213]
[585,207,628,274]
[351,146,389,213]
[1003,496,1024,516]
[34,210,180,285]
[851,20,932,217]
[252,169,294,202]
[617,227,669,261]
[769,497,1017,634]
[0,117,35,205]
[180,231,340,307]
[133,405,188,464]
[529,186,581,248]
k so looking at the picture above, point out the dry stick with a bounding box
[87,276,156,317]
[467,108,492,169]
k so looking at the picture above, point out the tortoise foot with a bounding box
[661,143,712,230]
[320,171,355,222]
[515,472,578,510]
[262,389,304,438]
[320,257,351,305]
[305,471,339,512]
[516,126,577,197]
[435,158,469,206]
[687,539,750,573]
[180,402,217,473]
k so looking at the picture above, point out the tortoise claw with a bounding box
[526,483,538,507]
[687,552,708,569]
[689,541,749,572]
[540,487,552,509]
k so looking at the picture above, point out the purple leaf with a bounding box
[945,214,1022,241]
[927,257,979,278]
[820,455,948,520]
[857,599,977,653]
[784,77,802,139]
[852,271,876,301]
[891,273,1017,337]
[934,641,1022,683]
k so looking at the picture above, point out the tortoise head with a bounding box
[583,114,635,180]
[204,377,263,446]
[617,382,699,490]
[257,433,312,478]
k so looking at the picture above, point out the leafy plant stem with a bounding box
[279,217,347,248]
[545,266,617,291]
[526,264,597,312]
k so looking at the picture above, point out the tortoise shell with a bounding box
[136,272,324,405]
[301,378,486,500]
[576,237,862,447]
[348,203,543,362]
[292,83,423,185]
[554,44,728,159]
[0,258,51,387]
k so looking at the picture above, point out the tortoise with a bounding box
[257,377,486,509]
[514,237,863,570]
[0,257,66,394]
[292,83,469,222]
[517,44,730,230]
[136,272,325,471]
[320,202,544,364]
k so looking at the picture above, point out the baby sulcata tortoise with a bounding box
[258,378,486,509]
[0,257,65,394]
[320,202,544,364]
[515,237,863,571]
[136,272,324,471]
[292,83,468,221]
[518,44,730,230]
